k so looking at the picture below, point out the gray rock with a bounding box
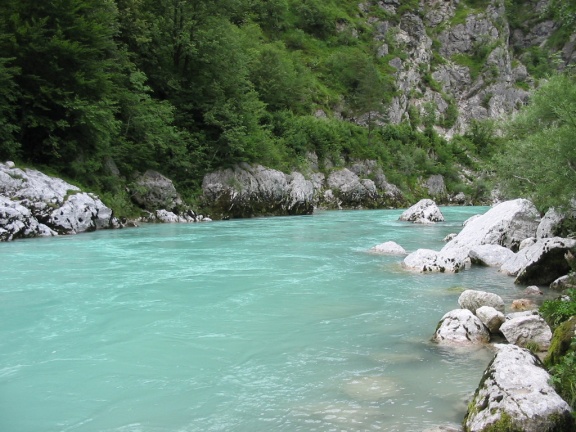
[432,309,490,345]
[537,207,564,238]
[475,306,505,334]
[500,314,552,350]
[458,289,505,314]
[425,174,447,199]
[131,170,183,212]
[468,244,516,267]
[519,237,536,250]
[464,344,573,432]
[0,196,57,241]
[399,199,444,224]
[500,237,576,285]
[524,286,543,296]
[369,241,406,255]
[403,248,468,273]
[550,274,576,291]
[443,233,457,242]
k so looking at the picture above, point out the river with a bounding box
[0,207,527,431]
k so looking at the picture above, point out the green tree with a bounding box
[0,57,21,159]
[495,71,576,210]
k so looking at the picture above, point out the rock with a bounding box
[458,289,505,314]
[202,164,315,217]
[537,207,564,238]
[443,233,457,242]
[468,244,516,267]
[432,309,490,345]
[505,310,539,320]
[368,241,406,255]
[326,168,376,207]
[475,306,505,334]
[131,170,183,212]
[500,314,552,350]
[442,199,540,264]
[500,237,576,285]
[398,199,444,224]
[550,274,576,291]
[0,162,118,240]
[524,286,543,296]
[519,237,536,250]
[154,210,185,223]
[510,298,537,312]
[462,214,482,227]
[402,248,468,273]
[425,174,447,200]
[464,344,573,432]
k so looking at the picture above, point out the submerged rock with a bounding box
[402,248,468,273]
[464,344,573,432]
[368,241,406,255]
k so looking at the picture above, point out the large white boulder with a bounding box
[458,290,505,314]
[499,314,553,350]
[432,309,490,345]
[442,199,539,263]
[398,199,444,224]
[464,344,573,432]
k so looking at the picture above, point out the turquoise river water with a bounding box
[1,207,533,432]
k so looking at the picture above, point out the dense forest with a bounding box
[0,0,575,214]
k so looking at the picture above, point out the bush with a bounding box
[540,289,576,329]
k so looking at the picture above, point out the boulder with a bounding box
[326,168,376,207]
[468,244,516,267]
[475,306,505,334]
[398,199,444,224]
[402,248,468,273]
[0,162,118,240]
[424,174,447,200]
[550,274,576,291]
[432,309,490,345]
[537,207,564,239]
[131,170,183,212]
[524,286,543,296]
[500,237,576,285]
[202,164,315,217]
[441,200,539,265]
[500,314,552,350]
[519,237,536,250]
[458,290,505,314]
[368,241,407,255]
[464,344,574,432]
[443,233,457,242]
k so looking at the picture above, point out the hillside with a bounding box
[0,0,574,215]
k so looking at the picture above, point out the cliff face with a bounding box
[361,0,574,135]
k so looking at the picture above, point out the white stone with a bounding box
[500,314,552,350]
[432,309,490,345]
[475,306,505,334]
[368,241,407,255]
[398,199,444,224]
[468,244,516,267]
[458,289,505,313]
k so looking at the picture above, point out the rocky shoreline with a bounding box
[379,199,576,431]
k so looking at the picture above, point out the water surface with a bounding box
[0,207,528,431]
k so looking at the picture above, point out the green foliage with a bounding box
[548,340,576,410]
[540,289,576,329]
[495,72,576,210]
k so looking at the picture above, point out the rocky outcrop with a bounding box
[368,241,406,255]
[0,161,118,241]
[537,207,564,238]
[500,313,552,350]
[458,290,505,314]
[500,237,576,285]
[432,309,490,345]
[550,274,576,290]
[464,344,574,432]
[201,161,406,218]
[398,199,444,224]
[131,170,183,212]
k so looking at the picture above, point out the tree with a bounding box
[495,71,576,210]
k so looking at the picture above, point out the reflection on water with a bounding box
[0,207,524,431]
